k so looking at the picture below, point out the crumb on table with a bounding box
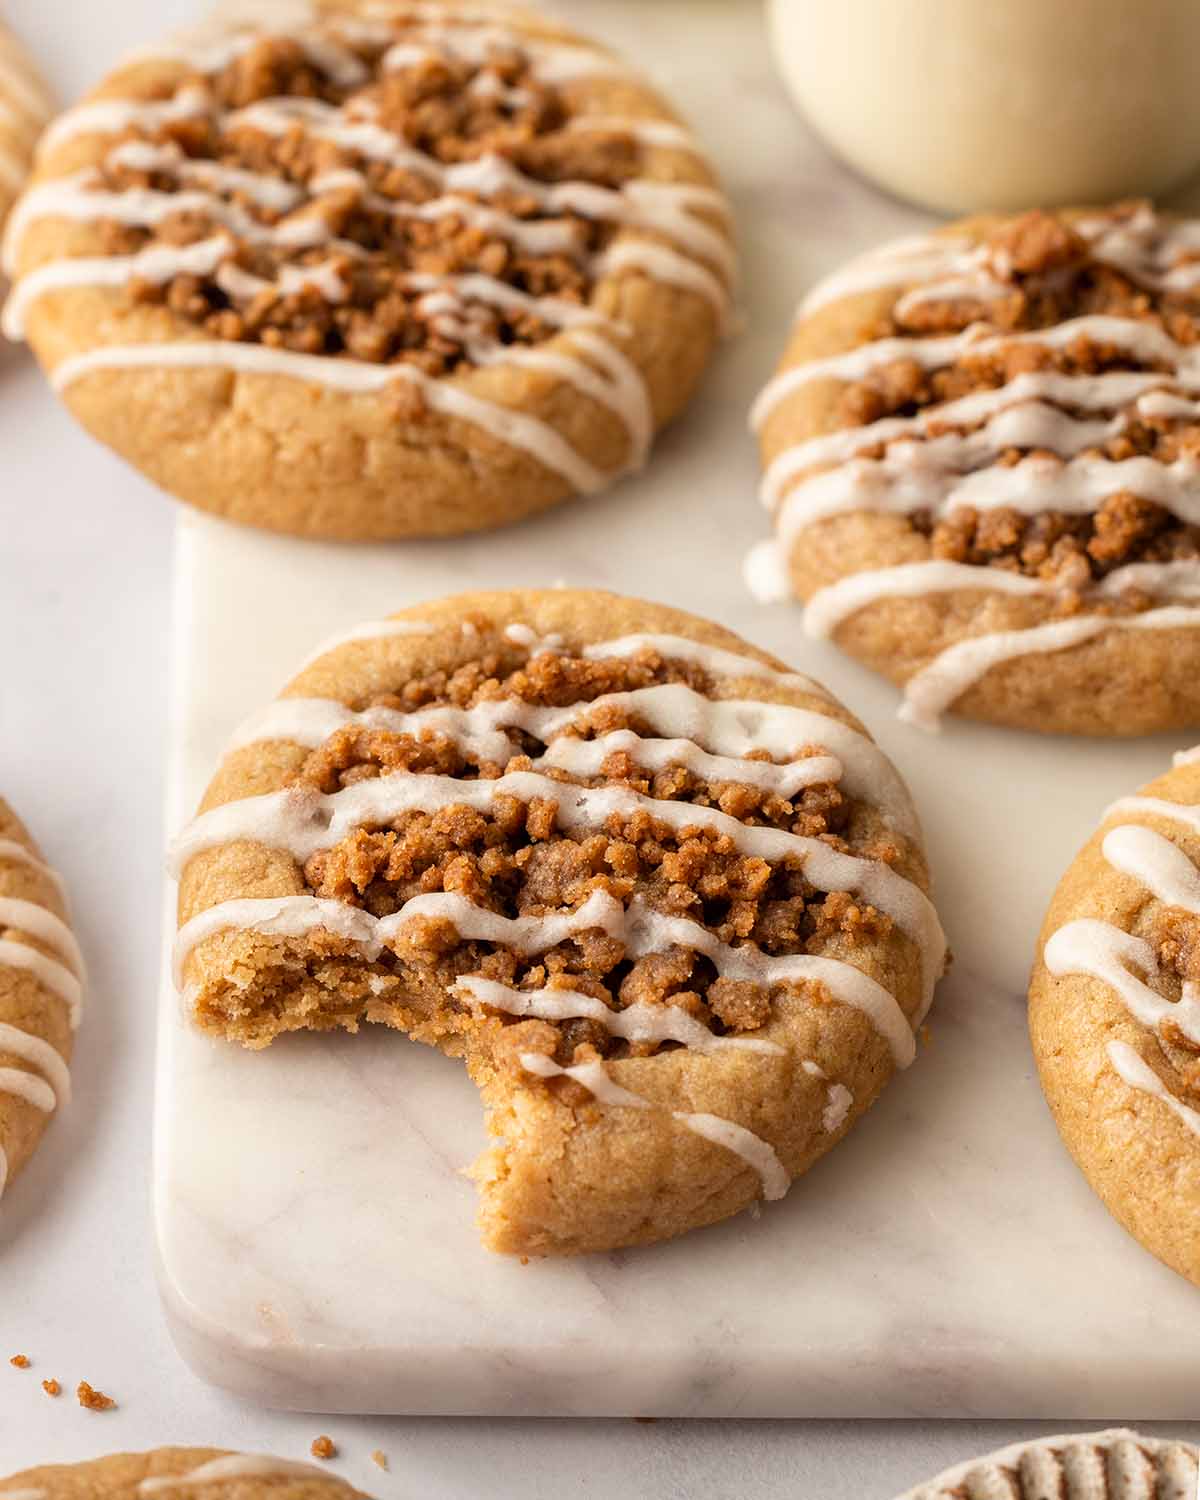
[371,1451,388,1471]
[310,1436,337,1460]
[42,1378,61,1397]
[9,1355,29,1369]
[76,1381,117,1411]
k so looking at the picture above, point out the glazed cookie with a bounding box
[1030,750,1200,1286]
[0,797,82,1201]
[0,20,52,235]
[170,589,946,1256]
[1,1,732,539]
[894,1428,1198,1500]
[1,1449,370,1498]
[750,203,1200,735]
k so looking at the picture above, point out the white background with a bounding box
[2,0,1198,1494]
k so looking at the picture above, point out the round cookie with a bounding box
[0,796,82,1202]
[2,0,733,539]
[750,202,1200,735]
[1,1449,371,1498]
[170,588,946,1256]
[893,1428,1198,1500]
[1030,750,1200,1287]
[0,20,52,237]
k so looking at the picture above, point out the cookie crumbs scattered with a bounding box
[9,1354,29,1369]
[310,1436,337,1460]
[42,1378,61,1397]
[76,1381,117,1411]
[370,1451,388,1471]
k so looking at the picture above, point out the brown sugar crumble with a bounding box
[190,636,904,1076]
[9,1354,29,1369]
[42,1378,61,1397]
[836,204,1200,603]
[98,25,654,373]
[310,1435,337,1460]
[76,1380,117,1411]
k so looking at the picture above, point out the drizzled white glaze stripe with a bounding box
[1103,823,1200,918]
[0,1066,55,1114]
[0,939,83,1028]
[138,1456,339,1495]
[898,605,1200,732]
[49,341,610,493]
[232,697,844,797]
[0,1023,71,1106]
[0,897,85,977]
[804,559,1200,639]
[1045,919,1200,1044]
[167,767,941,985]
[1105,795,1200,836]
[456,974,785,1054]
[519,1053,790,1200]
[0,838,66,895]
[174,888,919,1065]
[1108,1040,1200,1138]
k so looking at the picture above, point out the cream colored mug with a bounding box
[767,0,1200,213]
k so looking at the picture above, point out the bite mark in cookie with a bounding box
[172,591,945,1256]
[751,203,1200,734]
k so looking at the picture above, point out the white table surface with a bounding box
[2,0,1198,1492]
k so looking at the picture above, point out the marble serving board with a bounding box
[154,0,1200,1418]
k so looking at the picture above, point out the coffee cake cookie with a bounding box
[0,21,52,236]
[0,797,82,1202]
[1030,750,1200,1286]
[750,203,1200,734]
[2,1,732,538]
[1,1450,370,1499]
[171,589,946,1256]
[894,1429,1198,1500]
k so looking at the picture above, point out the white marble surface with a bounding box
[2,0,1199,1490]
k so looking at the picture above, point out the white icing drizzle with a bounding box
[138,1455,339,1495]
[174,886,919,1066]
[1107,1040,1200,1139]
[897,605,1200,732]
[0,940,83,1029]
[750,208,1200,729]
[0,841,77,1199]
[519,1053,791,1200]
[50,341,609,493]
[0,838,66,896]
[1044,787,1200,1142]
[0,1023,72,1107]
[167,767,941,987]
[0,1490,47,1500]
[456,974,784,1054]
[1045,919,1200,1046]
[7,12,732,488]
[295,616,432,671]
[1174,746,1200,767]
[0,897,86,980]
[803,558,1200,639]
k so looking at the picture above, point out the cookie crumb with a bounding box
[42,1378,61,1397]
[370,1451,388,1471]
[310,1436,336,1460]
[9,1354,29,1369]
[76,1381,117,1411]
